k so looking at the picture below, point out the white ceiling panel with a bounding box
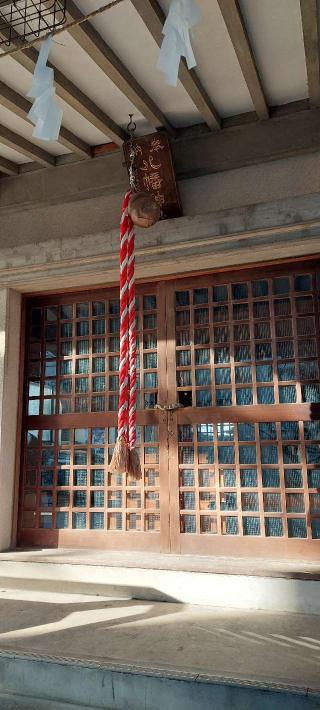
[0,52,109,146]
[159,0,254,117]
[0,143,31,163]
[74,0,201,128]
[0,104,69,156]
[47,29,153,135]
[239,0,308,105]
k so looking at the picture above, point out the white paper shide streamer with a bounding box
[157,0,200,86]
[27,35,63,141]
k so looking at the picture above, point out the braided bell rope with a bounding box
[117,191,130,441]
[117,190,137,451]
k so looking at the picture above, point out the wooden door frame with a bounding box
[164,262,320,559]
[14,255,320,558]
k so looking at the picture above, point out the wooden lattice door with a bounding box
[18,261,320,559]
[18,282,170,551]
[164,263,320,559]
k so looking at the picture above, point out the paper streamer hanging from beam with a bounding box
[27,34,63,142]
[157,0,200,86]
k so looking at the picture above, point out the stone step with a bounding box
[0,650,319,710]
[0,689,106,710]
[0,550,319,613]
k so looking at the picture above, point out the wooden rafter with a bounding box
[130,0,221,130]
[300,0,320,107]
[0,124,55,166]
[0,80,91,158]
[0,25,126,146]
[217,0,269,120]
[0,155,19,175]
[64,0,175,135]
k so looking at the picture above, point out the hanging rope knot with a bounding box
[110,191,141,479]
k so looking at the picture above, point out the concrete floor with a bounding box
[2,547,319,579]
[0,587,318,693]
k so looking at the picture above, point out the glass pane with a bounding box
[281,422,299,440]
[294,274,311,291]
[256,364,273,382]
[239,445,256,464]
[236,388,253,405]
[197,424,214,441]
[243,517,260,536]
[238,423,255,441]
[235,366,252,384]
[232,283,248,300]
[213,285,228,302]
[240,469,257,487]
[262,469,280,487]
[252,280,268,297]
[181,515,196,533]
[279,386,296,403]
[285,469,303,488]
[286,493,305,513]
[263,493,282,512]
[273,277,289,295]
[220,492,237,510]
[283,445,301,464]
[72,513,86,529]
[261,445,278,464]
[196,390,212,407]
[265,518,283,537]
[235,345,251,362]
[287,518,307,538]
[257,387,274,404]
[195,369,211,386]
[241,493,259,511]
[222,516,238,535]
[259,422,276,440]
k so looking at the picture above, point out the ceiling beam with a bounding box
[0,155,19,175]
[173,106,320,179]
[300,0,320,107]
[65,0,174,135]
[130,0,221,130]
[0,26,126,146]
[0,80,91,158]
[0,124,55,166]
[217,0,269,120]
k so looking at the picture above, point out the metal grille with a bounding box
[0,1,66,46]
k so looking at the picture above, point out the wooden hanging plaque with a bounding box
[124,132,182,220]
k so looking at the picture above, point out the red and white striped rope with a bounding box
[118,191,137,451]
[127,207,137,450]
[118,192,130,441]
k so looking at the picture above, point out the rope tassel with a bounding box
[110,192,142,479]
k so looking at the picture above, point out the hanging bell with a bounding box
[128,191,160,229]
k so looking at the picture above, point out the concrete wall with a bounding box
[0,290,21,550]
[1,149,320,248]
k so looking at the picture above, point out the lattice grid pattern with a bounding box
[27,294,158,415]
[22,425,160,532]
[174,271,320,408]
[178,420,320,538]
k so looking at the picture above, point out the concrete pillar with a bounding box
[0,289,21,551]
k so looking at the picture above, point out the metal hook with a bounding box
[127,113,137,139]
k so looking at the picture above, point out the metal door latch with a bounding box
[155,403,184,411]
